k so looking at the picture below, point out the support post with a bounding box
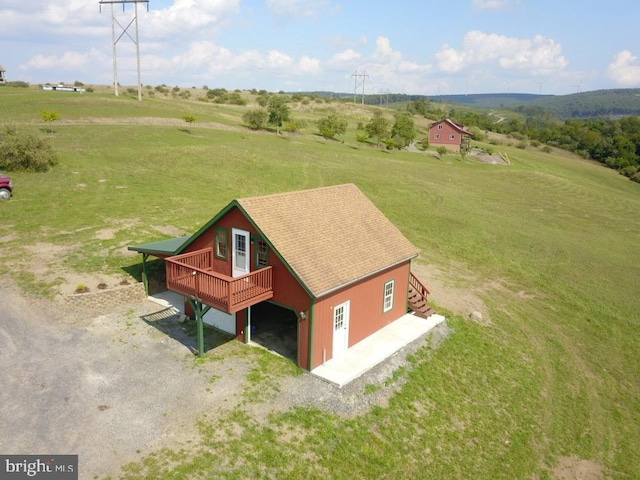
[189,298,211,358]
[141,253,149,296]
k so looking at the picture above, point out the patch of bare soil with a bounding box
[552,456,606,480]
[411,261,494,325]
[467,147,510,164]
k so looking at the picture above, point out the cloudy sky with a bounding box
[1,0,639,96]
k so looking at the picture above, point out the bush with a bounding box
[242,109,268,130]
[317,113,347,139]
[0,125,58,172]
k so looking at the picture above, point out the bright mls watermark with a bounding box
[0,455,77,479]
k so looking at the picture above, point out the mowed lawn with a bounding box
[1,87,639,479]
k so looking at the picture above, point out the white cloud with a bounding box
[435,30,567,75]
[472,0,520,10]
[20,48,105,71]
[327,49,362,67]
[608,50,640,86]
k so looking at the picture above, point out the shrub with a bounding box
[242,109,268,130]
[542,145,552,153]
[284,120,302,133]
[436,146,448,158]
[516,140,528,149]
[356,133,368,143]
[317,113,347,139]
[0,125,58,172]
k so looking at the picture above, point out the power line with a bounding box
[351,70,369,104]
[99,0,149,101]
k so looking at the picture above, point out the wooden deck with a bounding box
[165,248,273,314]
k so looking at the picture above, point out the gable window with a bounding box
[255,238,269,268]
[438,124,444,130]
[383,280,394,313]
[215,227,229,260]
[449,134,456,140]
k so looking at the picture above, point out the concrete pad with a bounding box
[148,290,184,313]
[311,313,446,388]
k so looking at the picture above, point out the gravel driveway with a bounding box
[0,283,449,479]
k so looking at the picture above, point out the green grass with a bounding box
[1,86,639,478]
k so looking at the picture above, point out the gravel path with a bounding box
[0,283,450,479]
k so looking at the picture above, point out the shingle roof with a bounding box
[237,184,419,297]
[430,118,472,135]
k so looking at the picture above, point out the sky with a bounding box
[1,0,639,96]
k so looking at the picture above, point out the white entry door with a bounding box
[332,301,350,361]
[232,228,250,278]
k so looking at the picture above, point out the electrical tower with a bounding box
[99,0,149,101]
[351,70,369,104]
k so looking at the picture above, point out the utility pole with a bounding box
[351,70,369,104]
[99,0,149,101]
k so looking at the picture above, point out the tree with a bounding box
[390,112,416,148]
[41,110,59,134]
[182,115,196,125]
[317,113,347,139]
[364,110,391,146]
[242,108,269,130]
[0,125,58,172]
[267,96,290,134]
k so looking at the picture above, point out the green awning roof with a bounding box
[128,235,192,256]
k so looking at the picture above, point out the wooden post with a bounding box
[141,253,149,296]
[189,298,211,358]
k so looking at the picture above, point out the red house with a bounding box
[429,118,472,152]
[129,184,434,371]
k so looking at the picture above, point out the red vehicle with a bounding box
[0,174,13,200]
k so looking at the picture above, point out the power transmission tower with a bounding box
[99,0,149,101]
[351,70,369,104]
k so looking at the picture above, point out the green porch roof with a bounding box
[128,235,192,256]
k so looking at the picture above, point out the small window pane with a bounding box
[383,280,394,312]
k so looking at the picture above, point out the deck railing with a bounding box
[409,271,430,302]
[165,248,273,313]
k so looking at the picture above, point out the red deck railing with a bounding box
[409,271,430,302]
[165,248,273,313]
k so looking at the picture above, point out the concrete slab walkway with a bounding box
[311,313,446,388]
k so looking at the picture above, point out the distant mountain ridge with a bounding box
[298,88,640,119]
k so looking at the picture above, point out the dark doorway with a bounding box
[250,302,298,363]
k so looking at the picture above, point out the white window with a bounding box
[438,124,444,130]
[434,134,440,139]
[383,280,394,312]
[449,134,456,140]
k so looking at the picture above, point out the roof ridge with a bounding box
[238,183,356,202]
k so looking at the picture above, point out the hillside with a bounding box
[433,88,640,118]
[0,86,639,480]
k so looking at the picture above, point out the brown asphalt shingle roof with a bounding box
[237,184,419,297]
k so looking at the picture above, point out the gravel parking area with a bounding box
[0,283,450,479]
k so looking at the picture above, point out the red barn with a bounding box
[130,184,435,371]
[429,118,472,152]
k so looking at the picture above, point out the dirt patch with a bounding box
[552,456,606,480]
[467,147,510,165]
[411,261,493,325]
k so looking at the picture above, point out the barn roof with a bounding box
[234,184,419,296]
[430,118,472,135]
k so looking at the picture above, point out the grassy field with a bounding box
[1,86,639,479]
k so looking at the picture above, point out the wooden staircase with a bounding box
[408,272,435,319]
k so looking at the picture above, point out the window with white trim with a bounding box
[434,134,440,139]
[383,280,394,312]
[438,124,444,130]
[449,134,456,140]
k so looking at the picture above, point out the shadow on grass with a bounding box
[140,305,235,355]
